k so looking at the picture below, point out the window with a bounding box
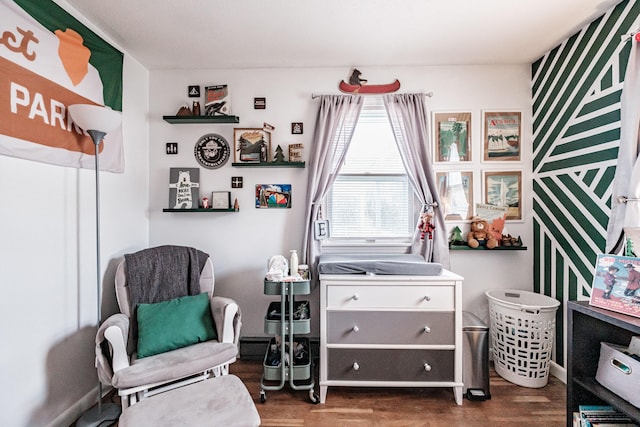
[325,96,416,243]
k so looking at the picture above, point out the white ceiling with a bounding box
[63,0,623,70]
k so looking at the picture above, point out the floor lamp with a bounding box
[69,104,122,427]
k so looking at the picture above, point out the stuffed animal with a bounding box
[418,211,435,240]
[467,216,498,249]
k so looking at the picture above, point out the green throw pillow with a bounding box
[137,292,217,358]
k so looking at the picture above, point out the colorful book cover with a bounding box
[204,84,231,116]
[589,254,640,319]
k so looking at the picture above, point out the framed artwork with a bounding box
[483,171,522,220]
[483,111,521,161]
[255,184,291,208]
[210,191,231,209]
[436,171,473,220]
[234,128,271,163]
[433,112,471,162]
[168,167,199,209]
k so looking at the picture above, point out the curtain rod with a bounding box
[311,91,433,99]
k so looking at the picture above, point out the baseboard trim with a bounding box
[549,361,566,384]
[47,386,99,427]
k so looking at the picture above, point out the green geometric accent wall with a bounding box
[532,0,639,368]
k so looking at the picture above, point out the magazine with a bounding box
[475,203,508,243]
[589,254,640,319]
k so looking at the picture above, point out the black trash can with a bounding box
[462,311,491,401]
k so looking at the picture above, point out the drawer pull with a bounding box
[352,325,360,333]
[352,294,359,301]
[353,362,360,371]
[424,363,432,372]
[423,326,431,334]
[423,295,431,302]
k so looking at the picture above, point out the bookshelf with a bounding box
[566,301,640,426]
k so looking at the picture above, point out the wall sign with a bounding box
[166,142,178,155]
[194,133,230,169]
[188,85,200,97]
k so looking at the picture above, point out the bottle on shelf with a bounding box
[289,250,298,278]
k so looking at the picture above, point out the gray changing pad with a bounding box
[318,254,443,276]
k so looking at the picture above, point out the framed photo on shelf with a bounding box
[433,112,471,162]
[436,171,473,221]
[210,191,231,209]
[233,128,271,163]
[483,170,522,220]
[482,111,521,161]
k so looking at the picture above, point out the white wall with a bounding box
[149,65,533,336]
[0,53,149,427]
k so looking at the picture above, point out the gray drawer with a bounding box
[327,348,454,382]
[327,311,454,345]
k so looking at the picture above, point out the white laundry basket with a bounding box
[485,289,560,388]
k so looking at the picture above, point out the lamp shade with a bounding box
[69,104,121,134]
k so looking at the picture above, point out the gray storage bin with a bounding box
[462,311,491,400]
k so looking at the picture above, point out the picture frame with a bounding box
[234,128,271,163]
[210,191,231,209]
[483,171,522,220]
[433,112,472,162]
[436,171,473,221]
[482,111,522,161]
[255,184,291,208]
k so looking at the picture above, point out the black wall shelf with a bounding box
[231,162,305,168]
[162,115,240,124]
[449,245,527,251]
[163,208,238,213]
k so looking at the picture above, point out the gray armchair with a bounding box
[95,246,241,408]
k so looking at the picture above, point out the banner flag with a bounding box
[0,0,124,172]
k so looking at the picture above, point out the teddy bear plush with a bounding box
[467,216,498,249]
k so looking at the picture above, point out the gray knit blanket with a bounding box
[125,245,209,307]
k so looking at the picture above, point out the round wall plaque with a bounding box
[194,133,230,169]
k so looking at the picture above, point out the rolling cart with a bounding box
[260,278,318,404]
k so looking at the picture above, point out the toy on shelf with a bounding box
[467,217,498,249]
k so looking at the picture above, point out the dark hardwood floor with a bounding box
[79,358,566,426]
[230,358,566,427]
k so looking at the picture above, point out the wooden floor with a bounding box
[230,358,567,427]
[85,358,566,426]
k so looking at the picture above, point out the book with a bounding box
[578,405,638,426]
[589,254,640,319]
[168,168,200,209]
[204,84,231,116]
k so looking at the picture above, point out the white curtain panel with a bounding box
[301,95,364,277]
[607,38,640,253]
[383,94,450,268]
